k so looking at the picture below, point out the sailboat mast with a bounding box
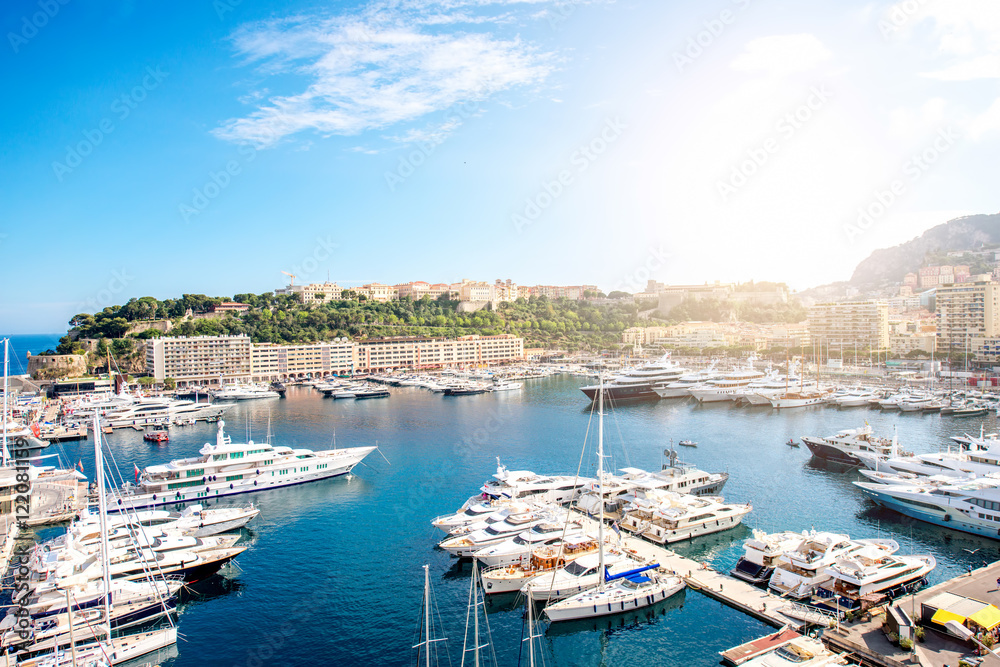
[2,338,8,467]
[473,562,480,667]
[597,374,605,588]
[93,412,113,644]
[423,564,431,667]
[527,594,536,667]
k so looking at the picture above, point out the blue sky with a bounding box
[2,0,998,333]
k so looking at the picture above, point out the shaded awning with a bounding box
[932,609,967,626]
[969,605,1000,630]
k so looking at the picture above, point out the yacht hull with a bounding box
[801,438,859,465]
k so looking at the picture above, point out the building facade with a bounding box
[275,282,344,304]
[807,300,890,352]
[146,335,253,384]
[936,278,1000,352]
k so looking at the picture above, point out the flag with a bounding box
[77,460,84,473]
[612,521,620,536]
[133,463,140,484]
[30,422,40,438]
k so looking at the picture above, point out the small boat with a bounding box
[786,439,799,448]
[720,627,802,666]
[678,440,697,447]
[143,431,168,443]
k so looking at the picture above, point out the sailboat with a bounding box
[412,565,448,667]
[543,376,684,622]
[17,414,179,666]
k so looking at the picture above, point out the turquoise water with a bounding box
[27,376,1000,666]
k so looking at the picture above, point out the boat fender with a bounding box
[152,494,156,500]
[256,469,259,475]
[944,514,951,522]
[230,484,234,490]
[254,480,257,486]
[117,499,122,505]
[206,487,211,493]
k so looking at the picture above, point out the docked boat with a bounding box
[580,354,686,402]
[543,563,684,622]
[437,510,557,557]
[731,530,811,586]
[688,359,767,403]
[480,459,593,505]
[212,383,281,400]
[472,521,585,567]
[855,477,1000,539]
[768,388,834,409]
[109,419,376,510]
[767,533,898,600]
[737,636,848,667]
[819,548,935,609]
[801,424,904,466]
[481,536,600,594]
[618,489,751,544]
[653,364,721,398]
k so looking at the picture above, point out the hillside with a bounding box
[849,213,1000,287]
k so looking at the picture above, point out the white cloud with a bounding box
[968,97,1000,140]
[730,34,833,78]
[214,3,559,147]
[922,54,1000,81]
[887,97,948,141]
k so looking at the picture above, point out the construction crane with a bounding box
[281,271,296,286]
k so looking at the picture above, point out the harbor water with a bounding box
[28,375,1000,666]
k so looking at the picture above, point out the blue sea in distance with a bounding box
[25,375,1000,667]
[1,333,63,374]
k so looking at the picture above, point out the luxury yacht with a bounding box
[767,533,898,600]
[731,529,811,586]
[653,364,721,398]
[688,359,767,403]
[480,459,593,505]
[481,536,600,594]
[580,354,686,402]
[855,477,1000,539]
[521,549,645,602]
[543,564,684,622]
[472,522,586,567]
[212,383,281,400]
[801,424,905,465]
[437,510,557,557]
[738,636,848,667]
[618,489,751,544]
[819,547,934,609]
[110,420,375,510]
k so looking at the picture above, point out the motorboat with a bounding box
[581,354,686,402]
[618,490,751,544]
[855,476,1000,539]
[767,533,898,600]
[801,424,905,466]
[481,536,599,594]
[731,530,811,586]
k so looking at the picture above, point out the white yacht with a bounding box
[482,536,600,594]
[109,420,376,510]
[731,529,812,585]
[543,564,684,622]
[738,636,848,667]
[855,438,1000,479]
[654,364,721,398]
[820,547,935,608]
[801,424,906,466]
[855,477,1000,539]
[480,459,593,505]
[472,522,586,567]
[522,549,644,602]
[688,359,767,403]
[437,510,556,557]
[834,389,881,408]
[580,354,686,402]
[76,396,229,428]
[767,533,898,600]
[212,383,280,400]
[768,388,834,409]
[574,464,729,515]
[618,489,751,544]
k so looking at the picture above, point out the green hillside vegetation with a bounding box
[55,292,647,353]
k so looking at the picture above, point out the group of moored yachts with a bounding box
[581,354,999,413]
[430,456,745,621]
[731,529,935,612]
[802,422,1000,540]
[4,499,259,665]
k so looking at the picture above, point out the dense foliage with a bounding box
[660,296,807,324]
[56,293,648,352]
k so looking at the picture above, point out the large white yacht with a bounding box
[109,420,375,510]
[854,436,1000,479]
[731,529,812,585]
[801,424,906,466]
[819,547,935,609]
[688,358,767,403]
[580,354,686,402]
[654,364,721,398]
[73,396,229,428]
[480,460,593,505]
[618,489,751,544]
[855,477,1000,539]
[212,383,281,400]
[767,532,898,600]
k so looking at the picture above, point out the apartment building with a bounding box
[250,340,355,381]
[527,285,599,300]
[807,300,890,352]
[354,283,396,302]
[275,282,344,304]
[148,334,525,383]
[146,335,252,383]
[936,278,1000,352]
